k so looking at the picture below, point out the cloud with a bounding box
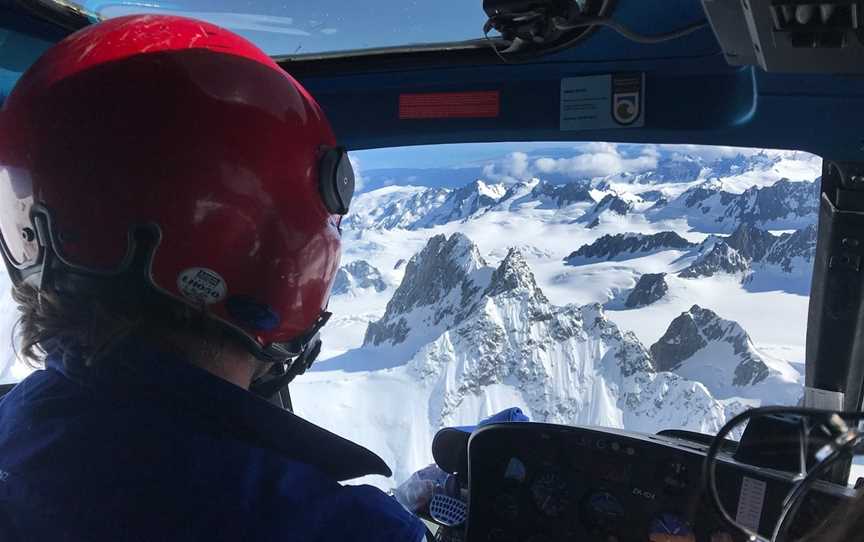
[529,143,658,179]
[482,151,531,183]
[348,153,365,192]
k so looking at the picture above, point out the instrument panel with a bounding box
[464,423,851,542]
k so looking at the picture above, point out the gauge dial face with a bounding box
[648,514,695,542]
[530,470,571,517]
[661,461,690,494]
[582,491,625,527]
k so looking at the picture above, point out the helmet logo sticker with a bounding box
[177,267,227,304]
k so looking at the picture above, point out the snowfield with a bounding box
[292,147,819,488]
[0,145,821,489]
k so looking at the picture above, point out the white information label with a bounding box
[560,73,644,131]
[735,476,767,532]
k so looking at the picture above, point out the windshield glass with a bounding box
[0,142,821,489]
[60,1,490,55]
[291,142,820,487]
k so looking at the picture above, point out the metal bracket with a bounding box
[804,387,845,410]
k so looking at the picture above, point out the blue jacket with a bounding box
[0,346,426,541]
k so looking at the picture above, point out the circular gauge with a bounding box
[581,491,625,529]
[530,470,571,517]
[660,462,690,495]
[648,514,695,542]
[494,490,520,522]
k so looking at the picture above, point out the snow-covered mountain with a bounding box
[364,233,491,349]
[357,234,735,435]
[343,185,449,231]
[344,179,596,232]
[407,244,728,434]
[679,240,751,279]
[565,232,695,263]
[649,305,801,403]
[578,193,637,228]
[626,150,785,186]
[679,223,817,282]
[344,180,508,232]
[332,261,387,296]
[653,179,819,233]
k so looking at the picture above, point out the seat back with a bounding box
[0,383,15,400]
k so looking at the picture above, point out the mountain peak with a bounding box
[625,273,669,308]
[565,232,695,263]
[363,233,489,346]
[332,260,387,295]
[725,223,776,261]
[530,180,594,206]
[679,241,749,279]
[650,305,771,391]
[485,248,548,302]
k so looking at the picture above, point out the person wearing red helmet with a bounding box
[0,15,428,542]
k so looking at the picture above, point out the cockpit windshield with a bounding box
[288,142,820,487]
[46,0,493,55]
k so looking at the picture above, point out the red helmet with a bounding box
[0,15,355,363]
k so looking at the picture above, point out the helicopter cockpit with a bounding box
[3,1,864,541]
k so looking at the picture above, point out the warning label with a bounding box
[177,267,227,304]
[560,73,644,131]
[399,91,500,119]
[735,476,767,532]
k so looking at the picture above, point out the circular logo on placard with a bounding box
[177,267,227,304]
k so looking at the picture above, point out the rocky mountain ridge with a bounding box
[565,232,695,263]
[679,223,817,279]
[649,305,801,403]
[654,179,819,233]
[625,273,669,308]
[361,233,797,433]
[332,261,387,295]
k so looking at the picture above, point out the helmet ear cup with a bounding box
[319,147,355,215]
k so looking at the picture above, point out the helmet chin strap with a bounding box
[250,332,324,408]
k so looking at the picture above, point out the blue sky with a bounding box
[85,0,488,55]
[353,143,586,171]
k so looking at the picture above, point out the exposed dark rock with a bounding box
[604,194,632,215]
[650,309,708,372]
[639,190,665,202]
[680,224,817,279]
[765,224,817,272]
[530,180,594,206]
[625,273,668,308]
[332,260,387,295]
[725,223,777,261]
[486,249,548,304]
[566,232,695,263]
[650,305,771,387]
[364,233,486,346]
[579,194,633,227]
[672,179,819,231]
[679,241,750,278]
[733,180,820,225]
